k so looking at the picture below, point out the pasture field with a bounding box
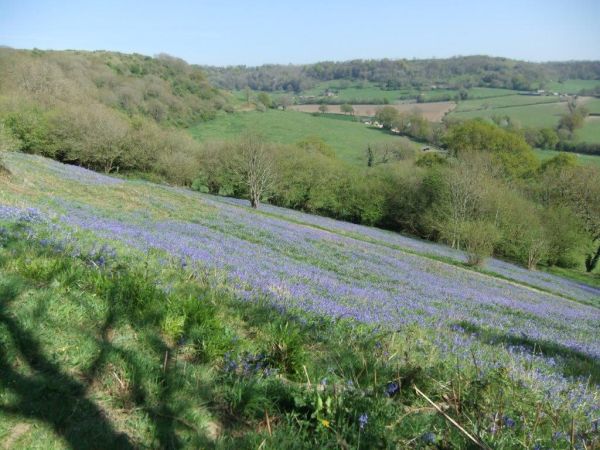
[535,148,600,167]
[547,79,600,94]
[582,97,600,114]
[300,80,416,103]
[575,116,600,143]
[289,102,455,122]
[450,101,569,127]
[453,94,564,113]
[189,110,417,163]
[462,87,520,98]
[0,153,599,448]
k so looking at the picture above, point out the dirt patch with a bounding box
[289,102,456,122]
[3,423,31,449]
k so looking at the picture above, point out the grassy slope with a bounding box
[451,101,569,127]
[453,94,563,112]
[547,79,600,94]
[0,154,599,448]
[189,110,417,164]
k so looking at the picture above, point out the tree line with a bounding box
[202,56,600,93]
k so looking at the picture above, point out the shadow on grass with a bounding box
[456,320,600,385]
[0,279,134,449]
[0,274,213,449]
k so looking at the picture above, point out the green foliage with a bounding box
[543,206,587,268]
[460,220,500,267]
[257,92,272,109]
[374,106,399,129]
[296,135,336,158]
[444,119,538,178]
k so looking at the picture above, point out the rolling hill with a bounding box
[0,153,599,447]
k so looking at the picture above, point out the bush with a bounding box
[459,220,500,267]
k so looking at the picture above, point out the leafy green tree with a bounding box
[374,106,399,129]
[444,119,538,179]
[543,206,586,268]
[340,104,354,115]
[257,92,272,109]
[318,104,328,114]
[459,220,500,267]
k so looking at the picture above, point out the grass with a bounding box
[300,82,521,104]
[547,265,600,289]
[0,153,599,448]
[189,110,417,164]
[582,97,600,115]
[546,79,600,94]
[534,148,600,167]
[453,94,563,113]
[450,101,569,128]
[575,118,600,144]
[300,80,417,103]
[1,219,598,449]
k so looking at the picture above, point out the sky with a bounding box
[1,0,599,66]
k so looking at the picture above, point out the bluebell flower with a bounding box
[385,381,399,397]
[358,413,368,430]
[421,432,436,444]
[503,416,515,428]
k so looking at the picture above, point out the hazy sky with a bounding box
[1,0,599,66]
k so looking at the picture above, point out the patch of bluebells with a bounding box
[208,195,599,304]
[2,156,600,421]
[222,351,278,378]
[385,381,399,398]
[0,206,118,268]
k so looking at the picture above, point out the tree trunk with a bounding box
[585,243,600,273]
[250,196,259,209]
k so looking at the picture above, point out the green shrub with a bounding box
[460,220,500,267]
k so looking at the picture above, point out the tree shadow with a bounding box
[0,274,215,449]
[0,280,134,449]
[454,320,600,385]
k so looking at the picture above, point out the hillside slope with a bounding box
[0,153,599,447]
[1,152,598,336]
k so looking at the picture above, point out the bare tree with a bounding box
[232,134,275,208]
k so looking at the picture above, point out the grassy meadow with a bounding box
[0,152,599,448]
[547,79,600,94]
[450,101,570,128]
[189,110,418,164]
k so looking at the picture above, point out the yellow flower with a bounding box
[320,419,330,428]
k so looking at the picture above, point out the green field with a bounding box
[450,101,568,127]
[547,79,600,94]
[575,117,600,143]
[454,94,563,113]
[583,97,600,114]
[535,148,600,167]
[301,82,521,104]
[300,80,415,103]
[190,110,417,164]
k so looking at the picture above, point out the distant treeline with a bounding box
[202,56,600,93]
